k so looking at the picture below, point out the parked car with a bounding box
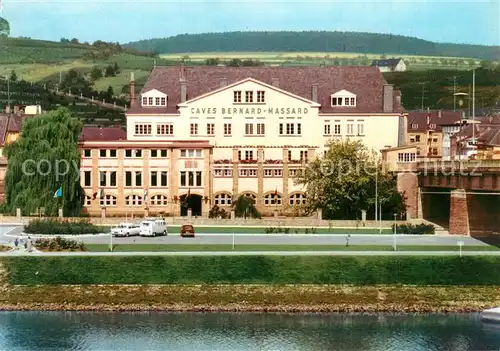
[180,224,195,237]
[111,223,141,237]
[140,219,167,237]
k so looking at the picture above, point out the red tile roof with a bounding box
[79,127,127,142]
[407,110,462,132]
[454,115,500,146]
[128,66,403,115]
[0,113,30,146]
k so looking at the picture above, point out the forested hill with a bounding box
[124,31,500,60]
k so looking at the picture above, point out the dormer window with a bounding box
[141,89,168,107]
[331,90,357,107]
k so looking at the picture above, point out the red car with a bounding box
[180,225,195,237]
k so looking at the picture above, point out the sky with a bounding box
[1,0,499,46]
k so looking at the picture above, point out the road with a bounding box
[0,225,489,246]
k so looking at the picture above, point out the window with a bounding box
[161,97,166,106]
[214,169,232,177]
[297,124,302,135]
[207,123,215,135]
[432,148,438,156]
[245,123,253,135]
[289,193,307,206]
[148,97,153,105]
[331,97,340,106]
[334,121,341,135]
[109,150,117,158]
[331,94,356,107]
[357,121,365,136]
[233,91,241,103]
[84,149,91,157]
[215,193,232,206]
[286,123,295,135]
[411,124,419,129]
[350,97,355,105]
[110,171,116,187]
[99,171,106,186]
[125,171,132,186]
[397,153,417,162]
[135,150,142,157]
[180,171,202,186]
[155,97,160,106]
[245,150,254,160]
[347,120,354,135]
[142,97,147,105]
[224,123,232,136]
[125,195,143,206]
[157,123,174,135]
[241,193,257,201]
[151,150,157,158]
[245,91,253,103]
[239,169,257,177]
[264,169,273,177]
[151,171,168,187]
[190,123,198,135]
[345,97,351,106]
[100,150,106,157]
[84,171,91,187]
[289,169,298,177]
[85,196,92,206]
[125,150,132,158]
[264,193,282,205]
[135,124,152,135]
[324,122,331,135]
[151,195,168,206]
[300,151,308,162]
[160,150,167,157]
[256,123,265,135]
[180,149,202,158]
[274,169,282,177]
[257,91,265,103]
[430,124,437,129]
[415,135,421,142]
[288,150,292,162]
[135,172,142,187]
[279,123,283,135]
[100,195,117,207]
[280,123,301,136]
[433,138,438,143]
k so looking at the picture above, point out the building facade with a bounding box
[370,58,407,72]
[79,66,405,217]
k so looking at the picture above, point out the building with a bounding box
[80,66,405,217]
[449,115,500,160]
[370,58,407,72]
[406,110,461,158]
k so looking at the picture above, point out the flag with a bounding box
[99,188,104,198]
[144,189,148,201]
[274,189,278,196]
[54,186,62,198]
[182,189,190,208]
[92,192,98,200]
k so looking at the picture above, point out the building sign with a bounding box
[184,160,198,168]
[190,107,308,115]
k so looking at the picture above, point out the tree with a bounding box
[105,65,116,77]
[233,196,261,218]
[293,139,405,220]
[90,66,103,81]
[9,70,17,82]
[105,85,114,101]
[227,58,242,67]
[3,108,84,217]
[70,38,79,44]
[205,57,220,66]
[113,62,120,75]
[208,205,228,219]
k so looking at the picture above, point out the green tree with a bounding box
[294,140,405,220]
[113,62,120,74]
[106,85,114,101]
[105,65,115,77]
[90,66,103,81]
[205,58,220,66]
[3,108,84,216]
[9,70,17,82]
[233,196,261,218]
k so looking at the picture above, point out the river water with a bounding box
[0,312,499,350]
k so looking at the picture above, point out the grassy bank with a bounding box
[1,284,499,313]
[5,256,500,285]
[85,244,498,252]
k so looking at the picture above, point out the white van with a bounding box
[111,223,141,237]
[140,219,167,237]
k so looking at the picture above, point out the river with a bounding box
[0,312,499,350]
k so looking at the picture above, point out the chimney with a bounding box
[220,78,228,88]
[383,84,394,113]
[13,105,20,116]
[5,105,10,114]
[438,110,442,118]
[181,82,187,103]
[180,63,185,82]
[129,72,136,107]
[311,84,318,102]
[271,78,279,87]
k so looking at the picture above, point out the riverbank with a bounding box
[0,284,499,313]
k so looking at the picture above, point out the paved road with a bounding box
[0,250,497,257]
[0,225,490,246]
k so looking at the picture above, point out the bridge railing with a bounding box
[417,160,500,170]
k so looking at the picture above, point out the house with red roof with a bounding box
[80,65,406,217]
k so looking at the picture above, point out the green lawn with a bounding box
[163,226,393,234]
[85,244,499,252]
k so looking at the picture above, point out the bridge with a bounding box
[398,160,500,240]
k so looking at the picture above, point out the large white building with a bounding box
[79,65,405,217]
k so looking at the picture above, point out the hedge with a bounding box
[4,256,500,285]
[24,219,103,235]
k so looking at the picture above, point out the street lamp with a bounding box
[393,213,397,251]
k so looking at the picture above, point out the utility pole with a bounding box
[452,76,457,111]
[6,77,10,106]
[418,82,427,111]
[472,69,476,143]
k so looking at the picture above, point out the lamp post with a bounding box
[393,213,397,251]
[375,161,378,223]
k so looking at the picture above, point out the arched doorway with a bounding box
[180,193,202,217]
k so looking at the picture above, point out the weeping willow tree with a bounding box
[3,108,84,216]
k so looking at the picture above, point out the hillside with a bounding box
[124,31,500,60]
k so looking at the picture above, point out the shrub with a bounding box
[34,237,86,251]
[24,218,101,235]
[208,205,228,219]
[392,223,435,235]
